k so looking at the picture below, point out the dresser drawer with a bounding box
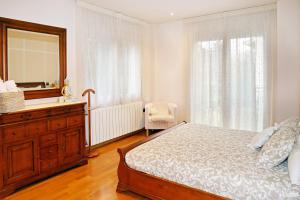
[0,113,27,124]
[40,145,58,160]
[39,133,57,147]
[3,125,28,143]
[67,115,84,128]
[50,105,84,116]
[40,159,58,173]
[49,118,67,131]
[22,110,50,121]
[0,110,49,125]
[26,121,47,135]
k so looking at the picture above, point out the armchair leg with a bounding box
[146,129,149,136]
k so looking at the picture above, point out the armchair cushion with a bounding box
[149,114,175,122]
[149,107,159,115]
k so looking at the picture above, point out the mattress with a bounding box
[125,123,300,200]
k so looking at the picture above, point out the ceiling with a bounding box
[83,0,276,23]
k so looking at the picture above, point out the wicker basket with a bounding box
[0,91,25,113]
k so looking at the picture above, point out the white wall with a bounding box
[152,21,188,121]
[275,0,300,122]
[141,25,155,103]
[0,0,77,96]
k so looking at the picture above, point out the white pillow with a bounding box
[288,134,300,185]
[248,126,278,150]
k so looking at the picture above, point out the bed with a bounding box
[117,122,300,200]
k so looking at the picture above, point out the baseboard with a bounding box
[89,128,145,149]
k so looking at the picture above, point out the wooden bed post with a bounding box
[117,148,130,192]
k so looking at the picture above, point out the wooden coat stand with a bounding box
[82,89,99,158]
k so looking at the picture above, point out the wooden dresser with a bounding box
[0,102,87,198]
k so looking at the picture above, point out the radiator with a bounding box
[90,101,144,145]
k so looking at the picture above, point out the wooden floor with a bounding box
[5,133,147,200]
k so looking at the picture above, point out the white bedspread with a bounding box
[125,123,300,200]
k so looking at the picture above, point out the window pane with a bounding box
[228,36,264,130]
[191,40,223,126]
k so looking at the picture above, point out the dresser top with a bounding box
[12,100,86,114]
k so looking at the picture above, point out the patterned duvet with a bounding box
[125,123,300,200]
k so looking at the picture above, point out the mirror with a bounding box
[7,29,60,91]
[0,17,67,99]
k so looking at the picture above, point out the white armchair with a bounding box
[145,102,178,136]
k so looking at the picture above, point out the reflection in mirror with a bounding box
[7,28,60,91]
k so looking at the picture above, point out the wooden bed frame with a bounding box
[117,122,228,200]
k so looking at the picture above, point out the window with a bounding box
[228,36,265,130]
[189,10,276,131]
[191,35,271,131]
[77,6,143,108]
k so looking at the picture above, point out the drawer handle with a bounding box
[48,150,54,153]
[12,132,16,136]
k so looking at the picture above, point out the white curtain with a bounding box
[189,9,276,131]
[76,5,143,108]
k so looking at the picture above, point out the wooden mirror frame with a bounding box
[0,17,67,99]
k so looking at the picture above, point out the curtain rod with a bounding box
[183,3,276,24]
[76,0,149,26]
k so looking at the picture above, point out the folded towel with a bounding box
[5,80,18,92]
[0,80,7,93]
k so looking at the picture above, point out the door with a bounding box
[61,128,84,165]
[3,139,39,185]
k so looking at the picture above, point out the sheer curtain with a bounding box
[188,8,276,131]
[76,4,143,107]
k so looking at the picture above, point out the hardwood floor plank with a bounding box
[5,133,147,200]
